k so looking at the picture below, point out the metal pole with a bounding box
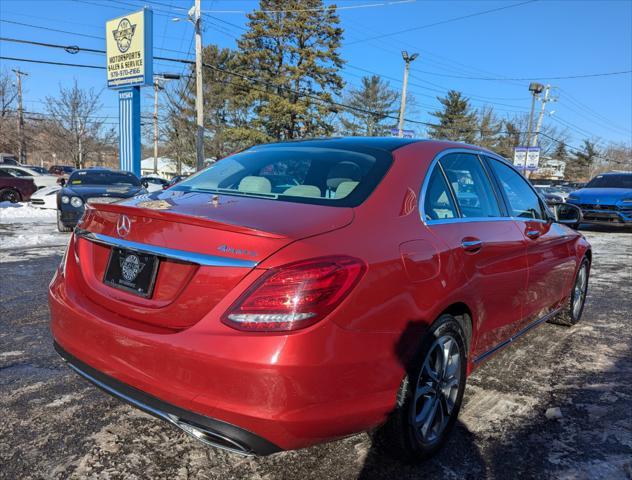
[153,80,159,174]
[194,0,205,171]
[525,92,537,150]
[397,61,410,138]
[532,84,550,147]
[13,69,27,163]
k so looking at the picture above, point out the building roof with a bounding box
[140,157,195,174]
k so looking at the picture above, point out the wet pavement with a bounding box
[1,225,631,480]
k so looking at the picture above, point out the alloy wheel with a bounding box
[412,334,461,443]
[572,264,588,319]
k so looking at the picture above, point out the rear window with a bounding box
[173,146,392,207]
[585,174,632,189]
[68,170,140,186]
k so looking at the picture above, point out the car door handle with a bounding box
[461,238,482,252]
[526,229,541,239]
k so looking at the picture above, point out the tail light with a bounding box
[222,256,366,332]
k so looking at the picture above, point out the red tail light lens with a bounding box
[222,256,366,332]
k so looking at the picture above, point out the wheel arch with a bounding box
[436,302,473,354]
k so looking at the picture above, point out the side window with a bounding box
[423,166,458,221]
[487,158,545,220]
[440,153,501,218]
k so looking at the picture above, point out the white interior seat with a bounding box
[238,176,272,194]
[335,181,359,199]
[283,185,322,197]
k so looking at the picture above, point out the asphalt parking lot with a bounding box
[1,220,631,480]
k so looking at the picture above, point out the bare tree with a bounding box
[44,80,111,168]
[0,69,19,153]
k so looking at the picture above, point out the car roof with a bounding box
[252,136,423,153]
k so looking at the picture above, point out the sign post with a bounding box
[106,9,153,176]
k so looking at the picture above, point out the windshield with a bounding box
[68,170,140,186]
[585,174,632,189]
[173,146,392,207]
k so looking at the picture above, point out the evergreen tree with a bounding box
[566,139,599,180]
[428,90,478,143]
[236,0,344,141]
[495,120,521,158]
[339,75,398,136]
[552,140,568,160]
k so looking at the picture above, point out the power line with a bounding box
[346,0,539,45]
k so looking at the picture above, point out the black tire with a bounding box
[57,210,73,233]
[374,314,467,462]
[0,188,22,203]
[549,257,590,326]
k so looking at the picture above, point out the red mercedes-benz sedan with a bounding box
[49,138,591,460]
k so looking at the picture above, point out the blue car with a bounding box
[567,171,632,227]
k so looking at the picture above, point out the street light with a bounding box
[398,51,419,137]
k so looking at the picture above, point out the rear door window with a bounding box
[439,153,502,218]
[423,166,458,220]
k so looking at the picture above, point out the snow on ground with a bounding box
[0,201,57,223]
[0,202,69,262]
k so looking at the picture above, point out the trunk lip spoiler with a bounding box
[75,228,258,268]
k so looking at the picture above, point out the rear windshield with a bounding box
[585,174,632,189]
[69,170,140,186]
[173,146,392,207]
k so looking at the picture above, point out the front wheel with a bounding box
[549,257,590,326]
[57,210,72,233]
[0,188,21,203]
[374,314,467,462]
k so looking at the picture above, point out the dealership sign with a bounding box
[106,9,153,88]
[514,146,540,172]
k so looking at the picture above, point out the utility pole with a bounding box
[153,80,161,175]
[532,84,555,147]
[12,69,28,163]
[397,51,418,138]
[193,0,205,171]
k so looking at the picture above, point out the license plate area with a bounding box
[104,247,160,298]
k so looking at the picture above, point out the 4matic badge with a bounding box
[217,244,258,258]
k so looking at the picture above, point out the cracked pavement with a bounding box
[1,225,631,479]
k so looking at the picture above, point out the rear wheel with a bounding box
[549,258,589,326]
[0,188,21,203]
[375,314,467,462]
[57,210,72,233]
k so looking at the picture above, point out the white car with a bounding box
[0,165,59,189]
[29,185,61,209]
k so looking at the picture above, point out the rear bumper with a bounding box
[49,265,402,452]
[54,342,281,456]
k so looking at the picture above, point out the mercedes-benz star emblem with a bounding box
[119,254,145,282]
[116,215,131,238]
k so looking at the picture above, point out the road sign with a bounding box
[390,128,415,138]
[106,9,153,89]
[514,146,540,172]
[525,147,540,171]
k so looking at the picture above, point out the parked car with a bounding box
[0,153,19,165]
[30,185,61,209]
[56,168,146,232]
[534,185,564,206]
[140,175,169,192]
[162,174,189,189]
[0,169,37,202]
[49,165,76,176]
[0,165,59,189]
[50,138,590,461]
[22,165,50,175]
[566,171,632,227]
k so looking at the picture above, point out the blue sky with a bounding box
[1,0,630,150]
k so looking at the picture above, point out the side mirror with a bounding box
[551,202,582,226]
[59,177,66,187]
[141,179,149,188]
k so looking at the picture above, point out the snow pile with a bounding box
[1,231,66,250]
[0,202,56,224]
